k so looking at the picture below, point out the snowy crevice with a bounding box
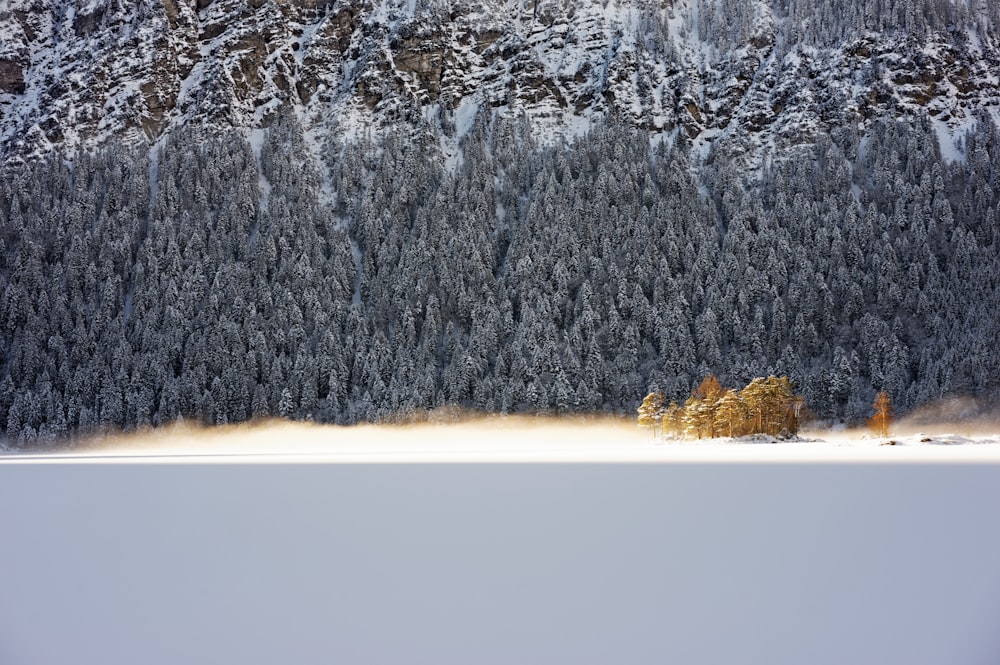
[247,128,272,214]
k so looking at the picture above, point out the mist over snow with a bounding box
[4,417,1000,462]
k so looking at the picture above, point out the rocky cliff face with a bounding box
[1,0,999,162]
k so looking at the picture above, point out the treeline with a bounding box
[1,110,1000,443]
[639,375,804,439]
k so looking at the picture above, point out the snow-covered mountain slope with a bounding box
[2,0,999,162]
[5,2,1000,441]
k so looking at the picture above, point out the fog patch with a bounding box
[39,415,651,462]
[894,396,1000,435]
[3,413,1000,465]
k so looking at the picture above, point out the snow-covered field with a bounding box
[2,421,1000,665]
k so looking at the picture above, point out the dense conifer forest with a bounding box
[2,111,999,442]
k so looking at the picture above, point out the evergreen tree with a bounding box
[637,391,666,437]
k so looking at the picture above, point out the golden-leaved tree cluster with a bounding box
[639,376,806,439]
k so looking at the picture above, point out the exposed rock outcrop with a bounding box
[0,0,998,162]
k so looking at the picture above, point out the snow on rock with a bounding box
[1,0,999,166]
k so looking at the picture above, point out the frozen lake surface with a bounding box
[2,422,1000,665]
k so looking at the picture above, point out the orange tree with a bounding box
[869,391,892,437]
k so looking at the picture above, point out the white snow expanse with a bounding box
[2,420,1000,665]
